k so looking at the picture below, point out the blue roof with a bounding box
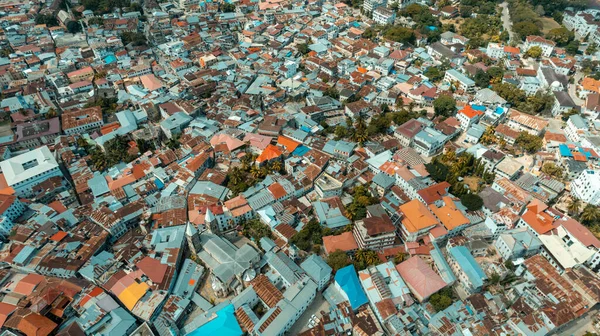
[154,178,165,190]
[559,144,572,157]
[471,104,486,111]
[188,304,242,336]
[104,55,116,64]
[448,246,487,289]
[335,265,368,310]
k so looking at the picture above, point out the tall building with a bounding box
[0,146,63,198]
[186,223,201,256]
[571,170,600,206]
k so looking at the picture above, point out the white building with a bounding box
[0,146,63,198]
[363,0,386,13]
[571,170,600,206]
[565,114,588,143]
[444,69,475,93]
[523,36,556,57]
[373,7,396,25]
[0,195,26,237]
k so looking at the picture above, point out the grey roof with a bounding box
[190,181,230,200]
[300,255,332,285]
[199,234,259,284]
[88,172,110,197]
[478,186,509,213]
[569,114,587,129]
[172,259,204,299]
[372,172,395,189]
[553,91,576,107]
[266,251,305,285]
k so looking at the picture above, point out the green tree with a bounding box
[242,218,273,247]
[541,162,563,179]
[474,70,491,88]
[35,14,59,26]
[324,87,340,99]
[429,288,454,312]
[513,21,542,40]
[433,95,456,117]
[514,132,542,154]
[581,204,600,225]
[546,27,573,46]
[524,46,543,59]
[221,3,235,12]
[394,252,408,264]
[424,67,444,82]
[383,26,416,44]
[327,250,352,271]
[460,193,484,211]
[67,21,82,34]
[460,5,473,18]
[567,198,582,216]
[297,43,310,55]
[566,40,581,55]
[587,43,598,55]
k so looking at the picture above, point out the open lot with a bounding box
[541,17,561,34]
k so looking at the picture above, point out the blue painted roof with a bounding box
[104,55,116,64]
[448,246,487,289]
[188,304,242,336]
[471,104,486,111]
[154,178,165,190]
[292,145,311,156]
[559,144,572,157]
[335,265,368,310]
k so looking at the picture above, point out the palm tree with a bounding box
[567,198,582,216]
[271,160,282,173]
[229,167,243,185]
[408,101,416,113]
[365,250,378,265]
[355,249,367,264]
[581,204,600,225]
[250,165,261,179]
[394,252,408,264]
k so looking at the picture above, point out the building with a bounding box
[506,109,548,136]
[456,105,484,130]
[353,210,396,250]
[0,195,26,237]
[301,255,332,291]
[565,114,588,142]
[398,199,440,242]
[447,246,487,294]
[160,112,193,139]
[523,35,555,57]
[334,265,368,311]
[413,127,447,157]
[372,7,396,25]
[394,119,424,148]
[62,107,104,135]
[0,146,63,198]
[571,170,600,206]
[494,227,542,261]
[444,69,475,93]
[395,256,446,302]
[314,173,343,198]
[363,0,386,13]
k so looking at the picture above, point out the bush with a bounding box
[460,193,484,211]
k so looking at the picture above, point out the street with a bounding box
[552,306,599,336]
[569,72,585,106]
[287,293,330,335]
[500,2,516,44]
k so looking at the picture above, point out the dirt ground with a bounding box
[540,17,561,34]
[463,176,482,193]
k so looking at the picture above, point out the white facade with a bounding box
[0,197,26,237]
[0,146,63,198]
[373,7,396,25]
[571,170,600,206]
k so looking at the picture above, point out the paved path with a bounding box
[288,294,330,335]
[500,2,515,44]
[569,72,585,106]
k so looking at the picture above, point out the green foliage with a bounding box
[89,135,135,171]
[586,43,598,56]
[424,67,444,82]
[242,218,273,247]
[524,46,542,58]
[67,21,82,34]
[460,5,473,18]
[541,162,563,179]
[460,193,484,211]
[491,83,553,115]
[505,260,515,271]
[514,132,543,154]
[367,113,391,136]
[324,87,340,99]
[221,3,235,12]
[82,0,130,13]
[290,219,326,251]
[400,4,440,29]
[433,95,456,117]
[354,249,380,270]
[546,27,574,46]
[136,139,155,154]
[427,151,495,196]
[297,43,310,55]
[474,70,491,88]
[85,97,118,114]
[528,0,587,16]
[120,31,147,46]
[460,15,501,42]
[362,27,376,40]
[88,17,105,25]
[429,287,454,312]
[35,14,59,26]
[382,26,416,45]
[566,40,580,55]
[226,153,283,195]
[513,21,541,40]
[346,184,378,220]
[327,250,352,271]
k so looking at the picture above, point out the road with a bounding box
[569,72,585,106]
[551,306,599,336]
[287,293,330,335]
[500,2,515,44]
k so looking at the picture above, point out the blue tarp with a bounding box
[335,265,368,310]
[292,145,310,156]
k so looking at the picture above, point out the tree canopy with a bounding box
[433,95,457,117]
[460,193,484,211]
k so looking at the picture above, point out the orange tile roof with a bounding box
[428,197,469,231]
[277,135,300,152]
[504,46,520,54]
[582,77,600,93]
[521,200,558,235]
[50,231,68,242]
[47,200,67,214]
[256,144,283,163]
[0,302,15,328]
[459,105,484,119]
[399,199,439,233]
[100,122,120,135]
[18,313,57,336]
[323,231,358,254]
